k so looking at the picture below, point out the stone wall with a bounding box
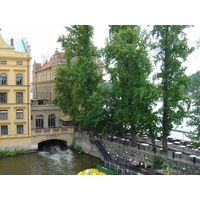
[74,131,101,158]
[74,132,200,175]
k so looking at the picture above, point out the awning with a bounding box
[60,117,71,121]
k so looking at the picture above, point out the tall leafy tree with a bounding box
[152,25,194,153]
[53,25,102,128]
[104,25,153,147]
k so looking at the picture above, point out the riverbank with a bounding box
[74,131,200,175]
[0,149,25,157]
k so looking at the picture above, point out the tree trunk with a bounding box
[131,124,137,147]
[162,102,168,153]
[162,26,169,154]
[149,126,156,154]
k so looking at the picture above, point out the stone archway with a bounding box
[38,139,68,151]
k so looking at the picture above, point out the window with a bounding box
[0,93,7,103]
[38,100,44,105]
[0,61,7,65]
[16,74,23,85]
[36,114,44,129]
[0,110,7,120]
[48,114,56,128]
[16,61,23,65]
[0,73,7,85]
[16,125,23,134]
[16,92,23,103]
[1,125,8,135]
[16,110,23,119]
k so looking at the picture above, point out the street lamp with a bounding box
[116,154,119,166]
[129,158,132,166]
[107,151,110,161]
[145,156,148,169]
[183,167,186,175]
[125,151,128,166]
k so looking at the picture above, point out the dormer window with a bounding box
[0,61,7,64]
[17,61,23,65]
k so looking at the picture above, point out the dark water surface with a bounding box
[0,146,99,175]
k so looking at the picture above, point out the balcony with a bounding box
[31,126,74,136]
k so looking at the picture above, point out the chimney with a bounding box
[10,37,14,46]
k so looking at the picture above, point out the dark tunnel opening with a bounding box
[38,139,68,151]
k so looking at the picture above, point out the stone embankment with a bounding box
[74,131,200,175]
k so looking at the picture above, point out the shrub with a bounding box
[152,154,163,169]
[0,149,24,157]
[74,145,83,153]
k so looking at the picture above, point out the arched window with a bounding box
[16,74,23,85]
[0,73,7,85]
[36,114,44,129]
[48,114,56,128]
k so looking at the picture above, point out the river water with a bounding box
[0,146,99,175]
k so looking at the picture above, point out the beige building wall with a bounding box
[31,100,71,129]
[32,49,65,100]
[31,50,71,131]
[0,34,32,149]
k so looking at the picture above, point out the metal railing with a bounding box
[103,160,145,175]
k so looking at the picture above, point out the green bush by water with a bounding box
[74,145,83,153]
[0,149,24,157]
[152,154,164,169]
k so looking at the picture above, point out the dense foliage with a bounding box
[152,25,194,152]
[53,25,102,128]
[53,25,195,152]
[104,25,157,146]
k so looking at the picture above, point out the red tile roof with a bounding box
[37,59,53,72]
[35,51,65,72]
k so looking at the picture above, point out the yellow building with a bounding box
[0,32,33,151]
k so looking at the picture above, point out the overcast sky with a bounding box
[0,0,200,76]
[1,0,200,196]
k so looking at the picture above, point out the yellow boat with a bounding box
[77,168,106,175]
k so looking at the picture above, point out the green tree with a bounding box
[53,25,102,129]
[138,82,161,152]
[187,71,200,147]
[186,71,200,94]
[82,83,123,135]
[152,25,194,153]
[104,25,153,147]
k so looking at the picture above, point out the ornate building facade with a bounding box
[31,50,72,130]
[0,33,32,150]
